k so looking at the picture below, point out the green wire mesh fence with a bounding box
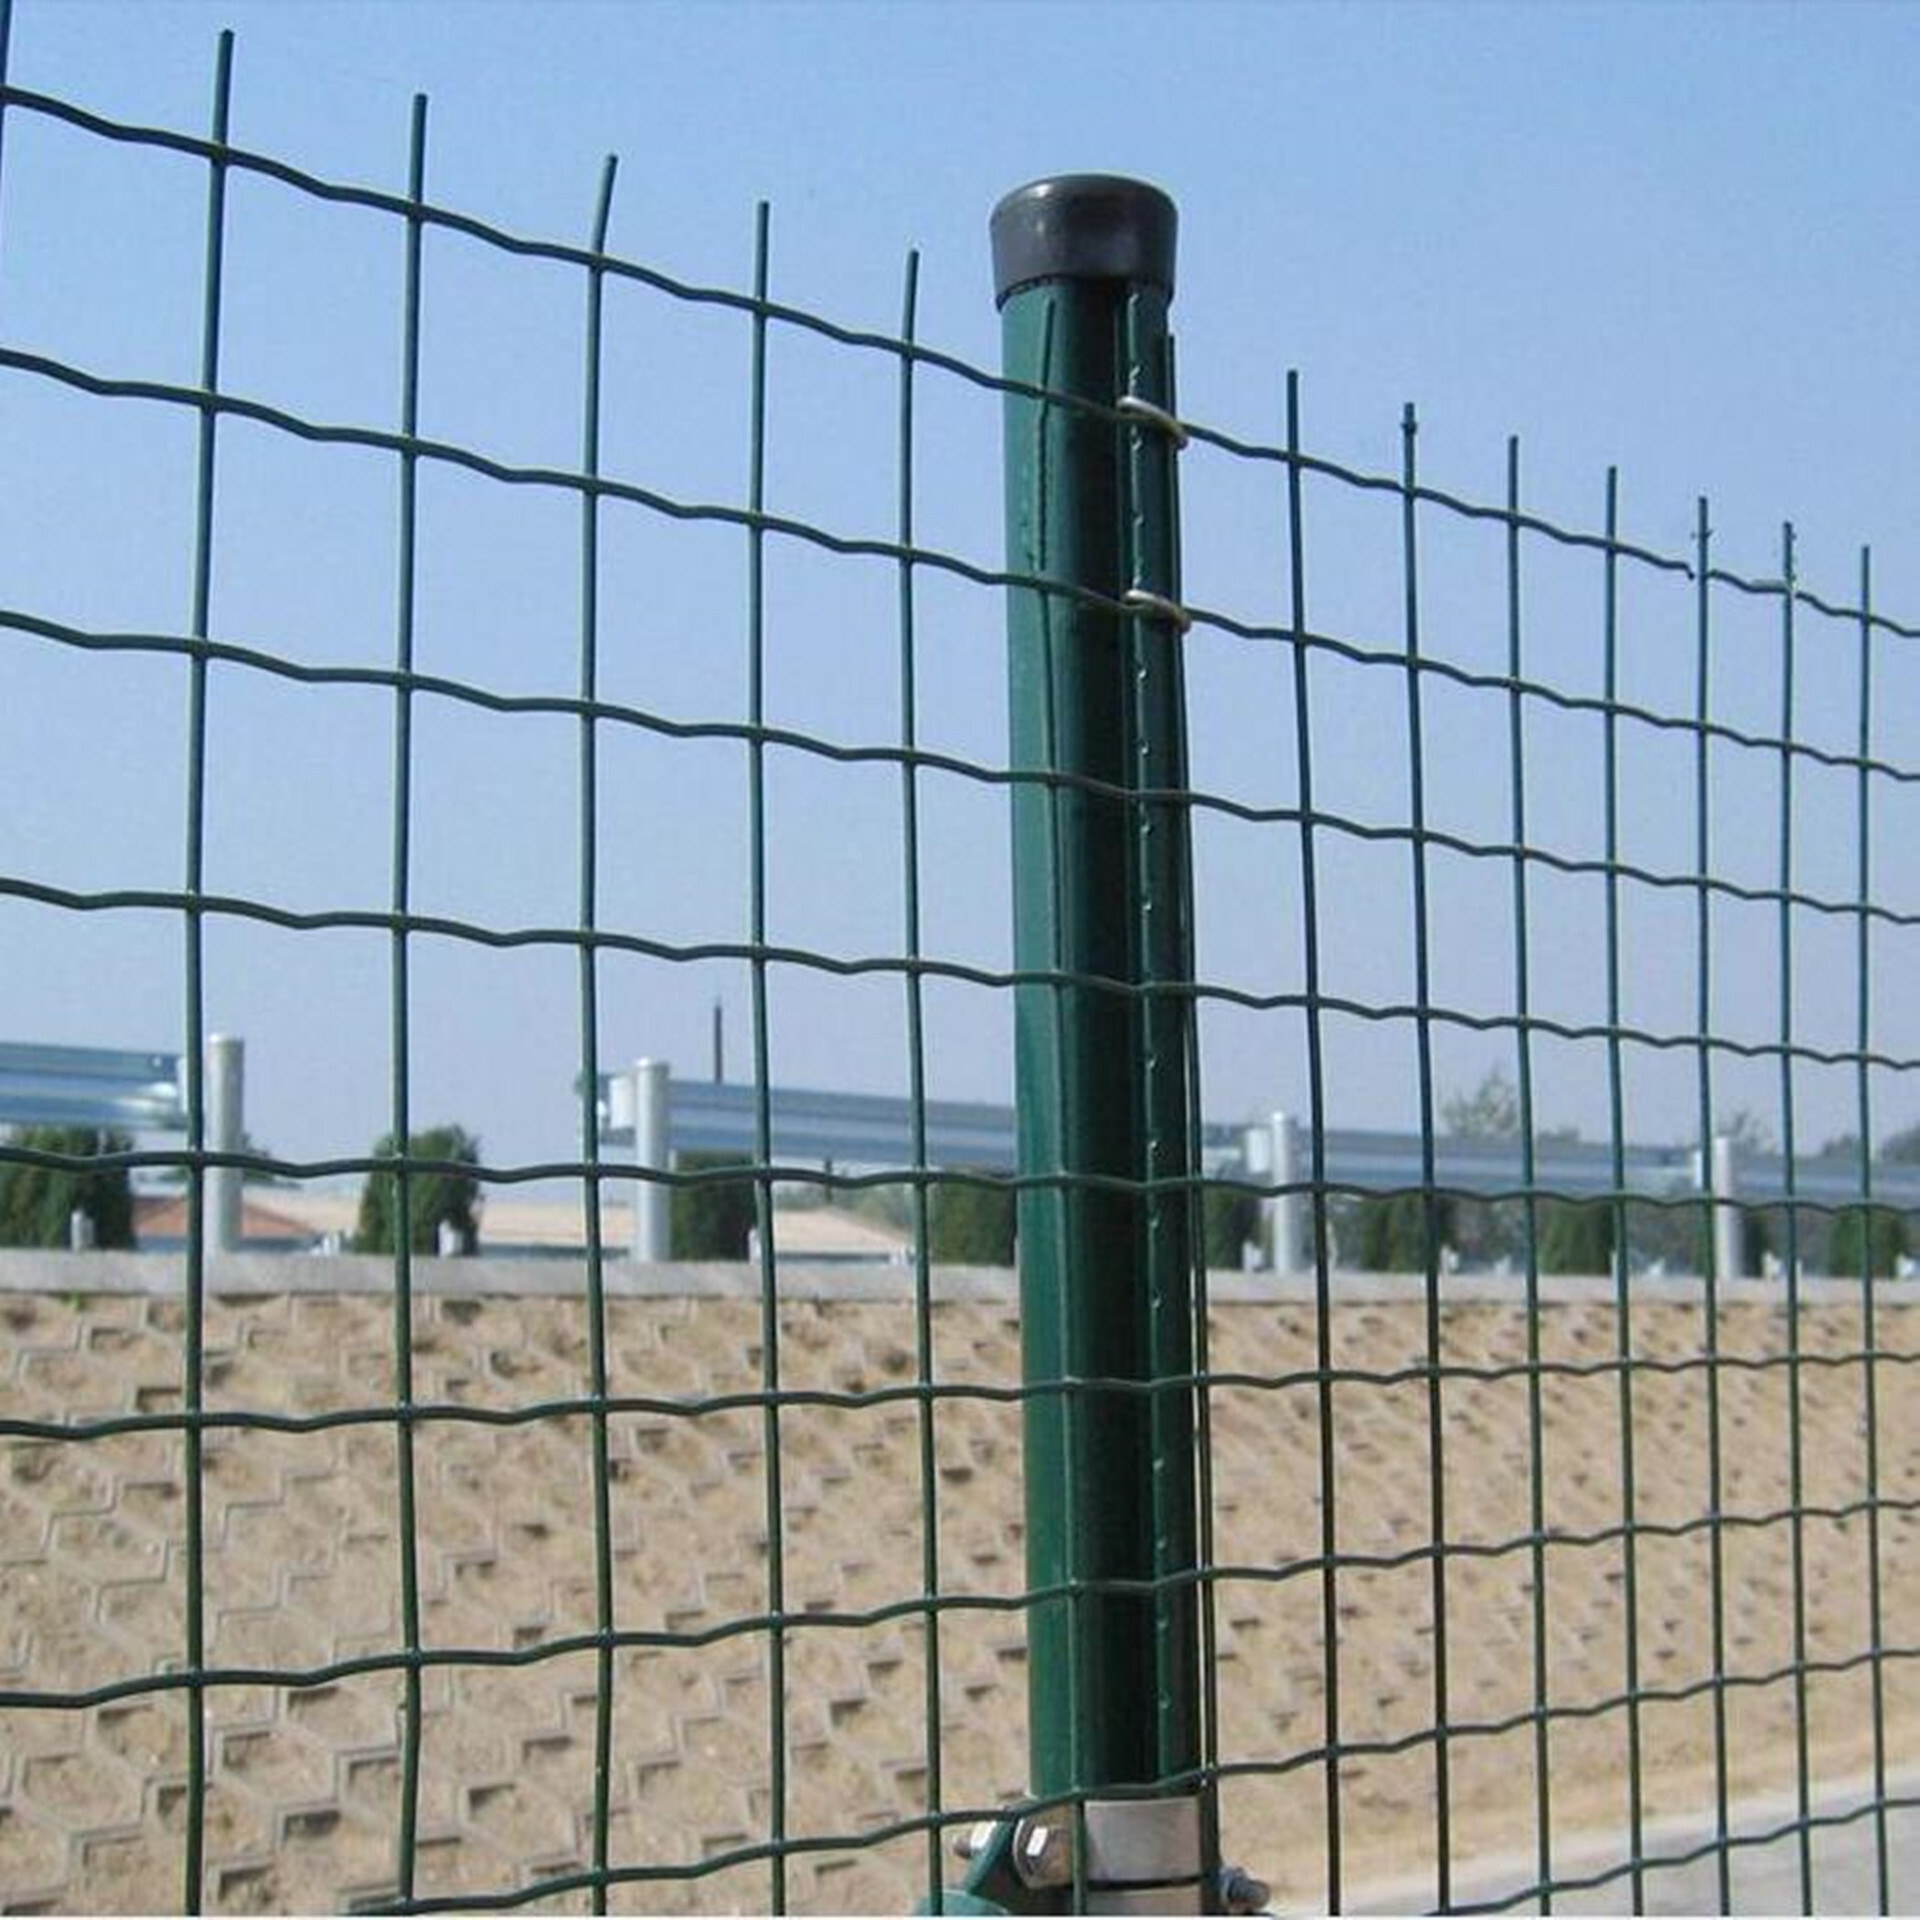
[4,11,1920,1916]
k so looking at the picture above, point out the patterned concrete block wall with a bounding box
[4,1285,1919,1912]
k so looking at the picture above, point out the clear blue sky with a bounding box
[3,0,1918,1181]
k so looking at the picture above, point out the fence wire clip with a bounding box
[1116,393,1191,450]
[1122,587,1194,633]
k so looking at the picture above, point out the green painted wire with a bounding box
[181,31,233,1912]
[894,244,950,1909]
[0,1,11,225]
[577,149,621,1914]
[19,796,1920,981]
[1856,546,1893,1913]
[1286,368,1346,1913]
[1120,284,1201,1796]
[341,1773,1920,1917]
[17,1333,1920,1464]
[6,45,1920,1914]
[1399,401,1454,1909]
[9,1111,1920,1224]
[744,198,789,1915]
[1167,331,1226,1895]
[1600,470,1647,1912]
[13,1612,1920,1744]
[13,66,1920,660]
[1778,523,1815,1910]
[1450,1789,1920,1919]
[9,1345,1917,1453]
[13,512,1920,806]
[1029,293,1094,1919]
[244,1772,1920,1917]
[1694,499,1735,1914]
[1505,436,1555,1914]
[388,90,429,1909]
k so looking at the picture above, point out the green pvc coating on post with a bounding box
[994,182,1203,1815]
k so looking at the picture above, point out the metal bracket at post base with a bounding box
[917,1796,1267,1916]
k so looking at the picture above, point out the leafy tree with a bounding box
[1828,1205,1906,1280]
[1438,1071,1520,1271]
[1538,1199,1614,1275]
[929,1174,1015,1265]
[1818,1126,1916,1278]
[1683,1203,1775,1279]
[1632,1110,1777,1278]
[354,1125,481,1255]
[670,1150,756,1260]
[1442,1069,1521,1141]
[1352,1190,1457,1273]
[1718,1109,1775,1155]
[1434,1067,1581,1271]
[0,1126,137,1249]
[1202,1181,1262,1271]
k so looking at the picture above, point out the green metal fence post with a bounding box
[986,174,1209,1914]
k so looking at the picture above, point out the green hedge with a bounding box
[1538,1199,1615,1275]
[1829,1205,1906,1279]
[671,1150,756,1259]
[1203,1183,1261,1270]
[930,1175,1015,1264]
[1351,1191,1458,1272]
[355,1125,481,1255]
[0,1126,136,1249]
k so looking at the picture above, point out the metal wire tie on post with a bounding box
[1121,588,1194,632]
[1116,392,1191,450]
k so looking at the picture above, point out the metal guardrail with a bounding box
[0,1038,252,1252]
[592,1070,1920,1213]
[1317,1126,1920,1211]
[0,1041,187,1132]
[591,1069,1243,1173]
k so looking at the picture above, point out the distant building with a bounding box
[132,1194,324,1255]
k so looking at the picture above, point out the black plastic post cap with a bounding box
[990,175,1177,308]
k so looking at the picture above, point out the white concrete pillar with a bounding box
[1710,1131,1743,1281]
[1241,1122,1272,1272]
[1269,1110,1307,1275]
[69,1208,96,1251]
[631,1059,671,1264]
[606,1067,635,1138]
[208,1033,245,1253]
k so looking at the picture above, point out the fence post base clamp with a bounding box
[925,1795,1268,1915]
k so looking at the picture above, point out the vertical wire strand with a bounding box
[744,201,788,1915]
[181,33,233,1912]
[0,0,12,240]
[1286,369,1343,1912]
[1122,291,1169,1794]
[1399,401,1452,1909]
[388,90,429,1908]
[1505,438,1554,1911]
[1854,545,1891,1914]
[892,247,947,1905]
[1028,296,1094,1913]
[577,151,620,1914]
[1166,333,1225,1890]
[1119,299,1154,1776]
[1121,289,1203,1827]
[1776,524,1813,1910]
[1601,470,1646,1911]
[1693,499,1734,1914]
